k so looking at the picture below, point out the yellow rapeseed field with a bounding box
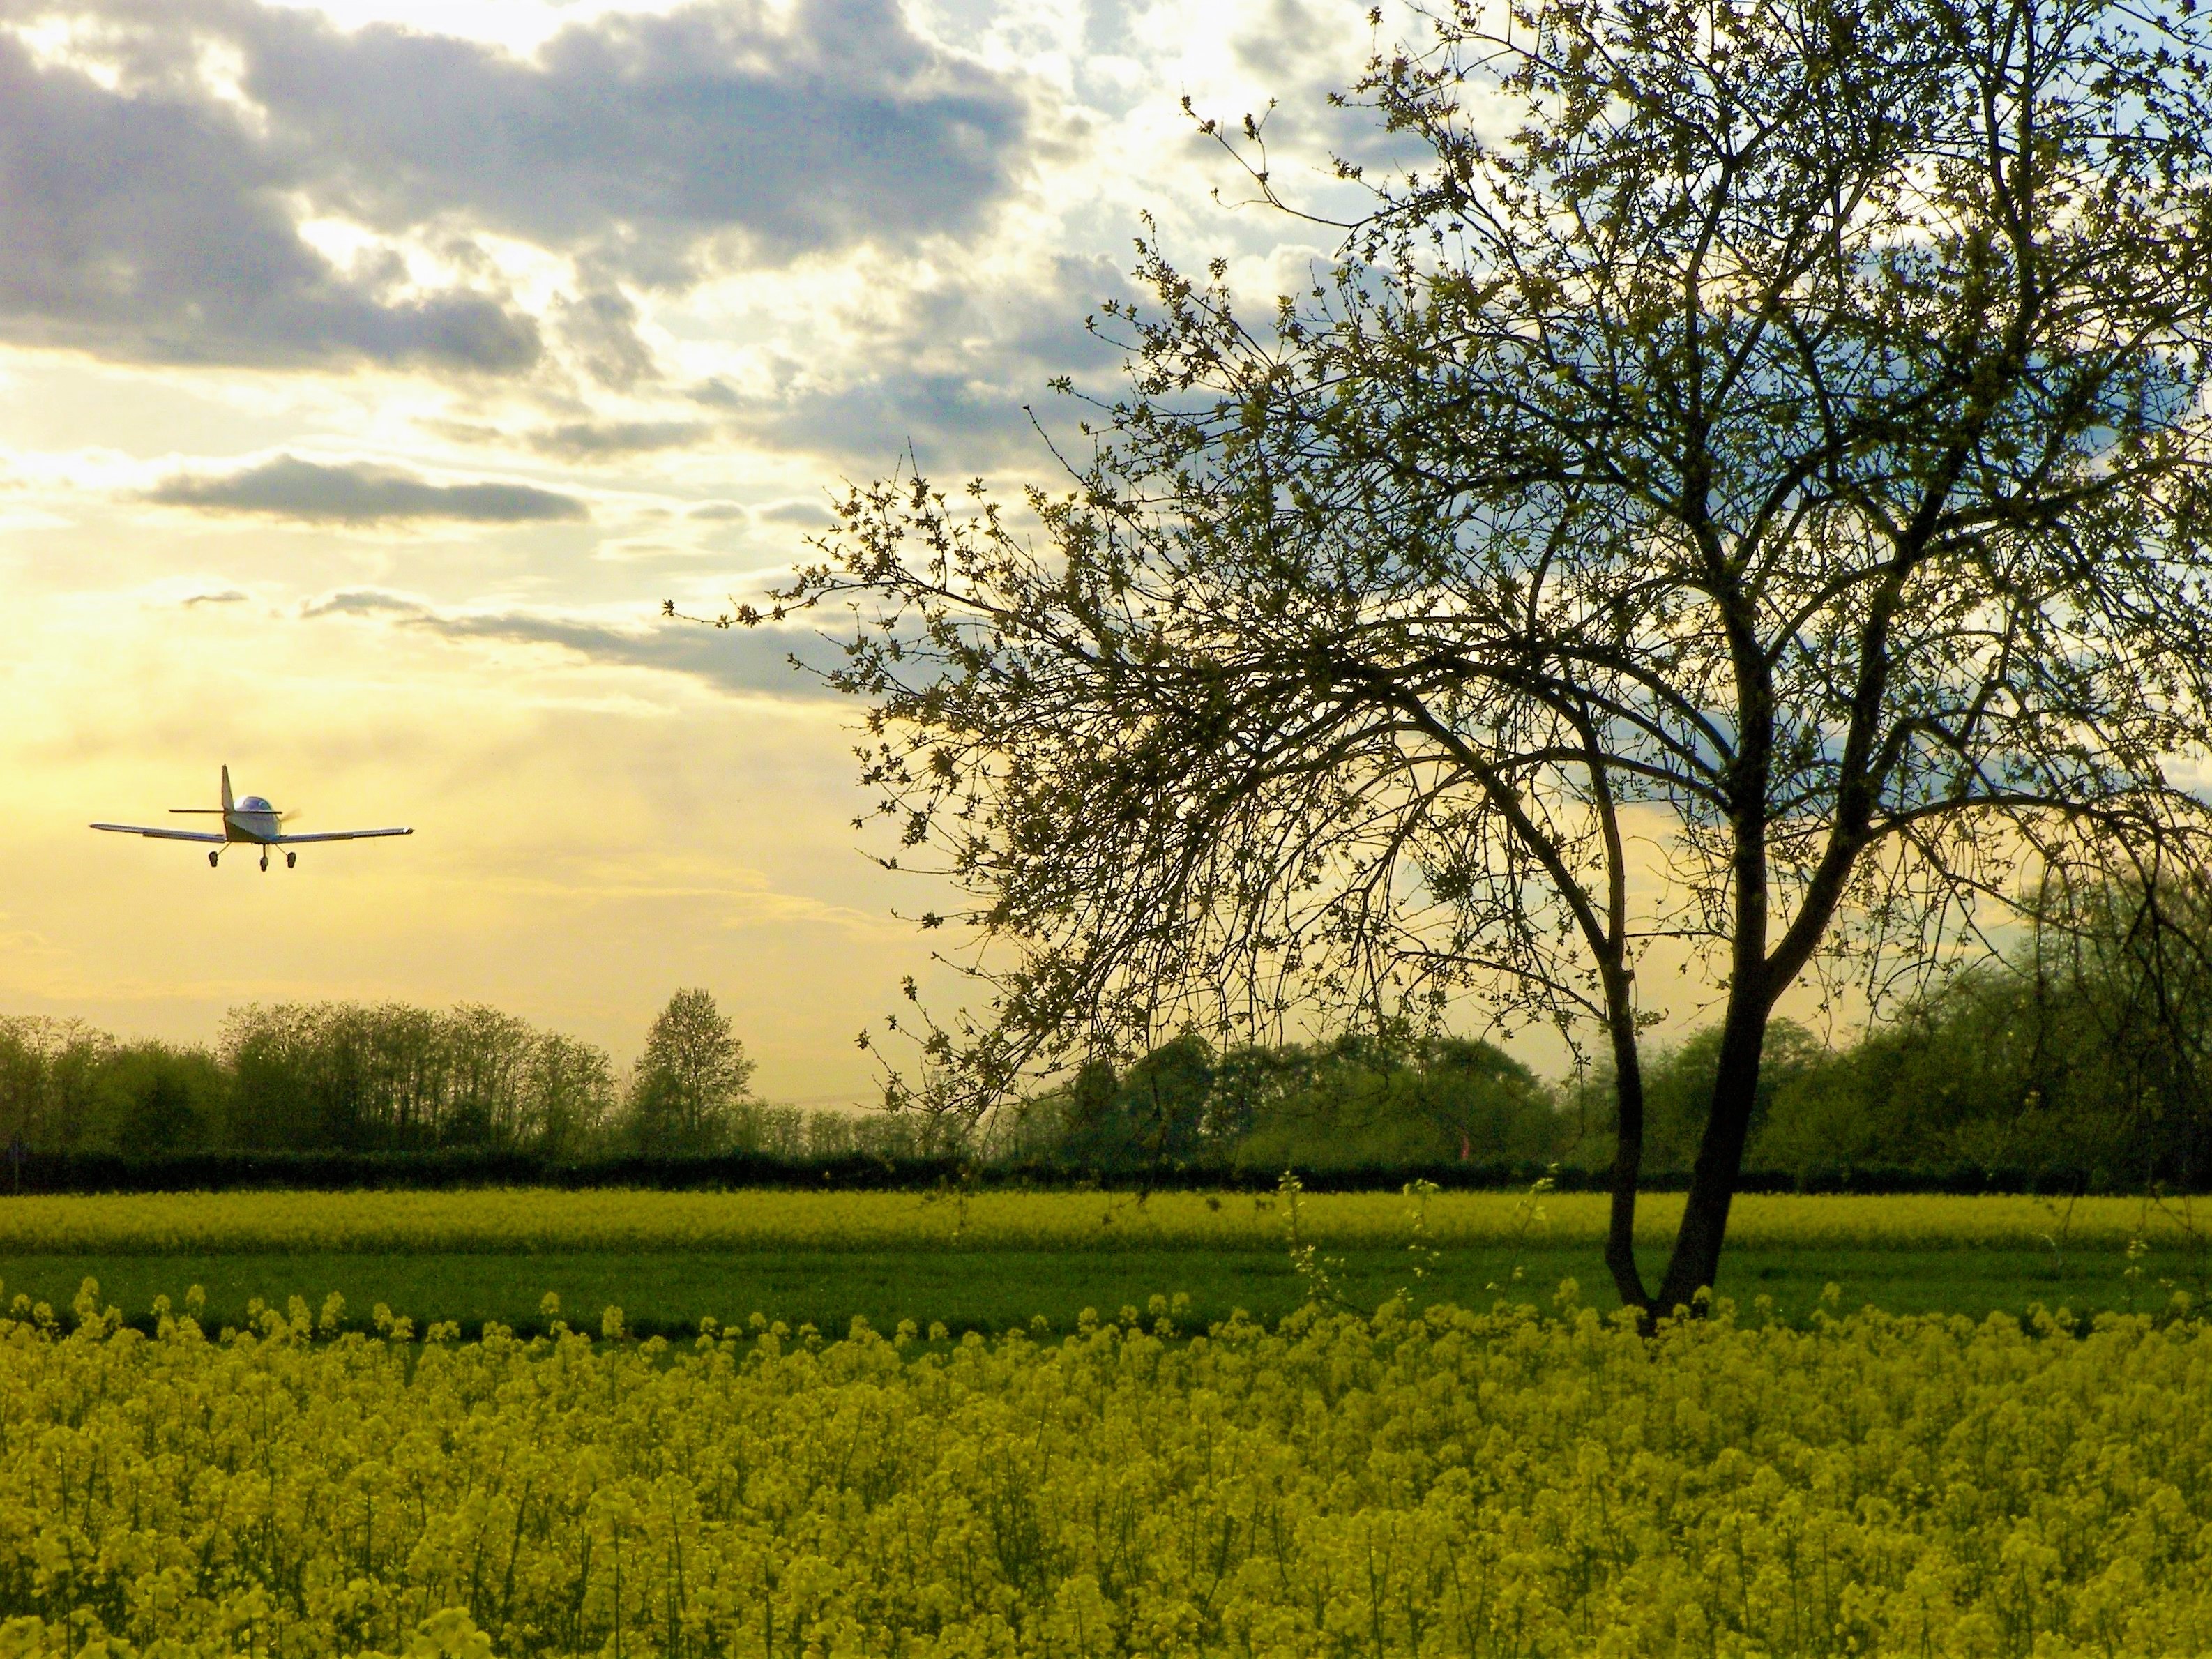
[0,1188,2190,1255]
[0,1281,2206,1657]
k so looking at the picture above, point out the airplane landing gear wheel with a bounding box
[285,851,296,868]
[208,849,220,868]
[259,851,268,872]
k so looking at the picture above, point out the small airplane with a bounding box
[92,766,412,872]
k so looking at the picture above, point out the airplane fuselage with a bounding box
[222,796,284,844]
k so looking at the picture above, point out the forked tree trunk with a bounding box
[1599,962,1782,1321]
[1653,993,1773,1315]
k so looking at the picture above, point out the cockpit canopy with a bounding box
[239,796,273,812]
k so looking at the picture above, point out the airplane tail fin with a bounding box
[220,765,234,814]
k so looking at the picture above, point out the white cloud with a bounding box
[0,0,1031,375]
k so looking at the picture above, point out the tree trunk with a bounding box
[1654,994,1771,1314]
[1603,980,1651,1310]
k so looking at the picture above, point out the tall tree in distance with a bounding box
[623,989,757,1156]
[741,0,2212,1317]
[0,1018,113,1151]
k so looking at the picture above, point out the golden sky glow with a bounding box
[0,0,1397,1098]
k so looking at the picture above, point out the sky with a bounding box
[0,0,1402,1101]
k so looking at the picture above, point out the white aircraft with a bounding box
[92,766,413,872]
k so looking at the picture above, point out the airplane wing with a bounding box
[91,823,227,844]
[273,828,414,844]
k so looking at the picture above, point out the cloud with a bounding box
[257,0,1029,273]
[0,26,540,372]
[0,0,1030,370]
[727,252,1136,466]
[1232,0,1358,88]
[179,588,249,607]
[687,379,746,411]
[149,455,589,524]
[526,421,718,461]
[301,588,844,697]
[740,372,1043,467]
[425,614,844,698]
[298,589,428,619]
[421,416,718,460]
[554,287,658,389]
[755,500,834,527]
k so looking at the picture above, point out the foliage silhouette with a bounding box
[754,0,2212,1316]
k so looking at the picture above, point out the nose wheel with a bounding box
[259,850,268,872]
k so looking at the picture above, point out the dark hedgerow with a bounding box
[0,1148,2195,1197]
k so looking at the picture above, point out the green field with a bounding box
[2,1188,2209,1655]
[1,1245,2200,1338]
[0,1188,2202,1335]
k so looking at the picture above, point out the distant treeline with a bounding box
[1005,878,2212,1191]
[993,1016,2209,1192]
[0,990,914,1163]
[8,877,2211,1190]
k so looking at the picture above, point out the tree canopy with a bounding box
[757,0,2212,1315]
[624,987,758,1156]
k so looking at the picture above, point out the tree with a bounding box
[623,989,756,1155]
[747,0,2212,1317]
[96,1041,225,1156]
[2013,870,2212,1185]
[0,1017,112,1150]
[442,1003,536,1149]
[219,1000,619,1156]
[1226,1031,1564,1169]
[1748,870,2212,1183]
[1052,1031,1215,1172]
[1050,1055,1128,1165]
[1626,1020,1829,1173]
[1411,1036,1561,1164]
[523,1032,619,1160]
